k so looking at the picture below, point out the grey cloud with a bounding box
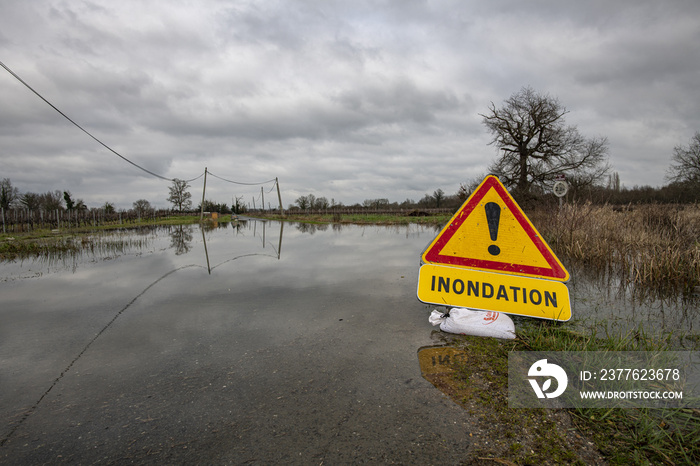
[2,0,700,208]
[334,79,461,125]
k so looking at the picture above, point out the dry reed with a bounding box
[530,203,700,294]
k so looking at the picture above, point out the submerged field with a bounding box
[2,205,699,464]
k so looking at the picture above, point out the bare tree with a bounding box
[20,192,42,210]
[607,171,621,192]
[39,190,64,211]
[481,86,610,193]
[666,132,700,185]
[362,198,389,209]
[295,195,310,210]
[102,202,116,214]
[314,196,329,209]
[306,194,316,210]
[167,178,192,212]
[432,189,445,208]
[233,195,244,214]
[296,194,324,210]
[132,199,152,217]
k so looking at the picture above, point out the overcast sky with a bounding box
[1,0,699,209]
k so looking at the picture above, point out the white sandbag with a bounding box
[429,308,516,340]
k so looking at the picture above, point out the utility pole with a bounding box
[276,177,284,215]
[200,167,208,222]
[261,187,265,213]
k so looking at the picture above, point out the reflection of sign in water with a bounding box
[417,346,469,400]
[417,346,466,375]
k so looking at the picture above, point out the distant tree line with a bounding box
[199,199,240,214]
[0,178,193,217]
[0,177,253,223]
[575,177,700,205]
[0,181,107,213]
[290,188,464,212]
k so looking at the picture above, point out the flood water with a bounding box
[1,218,698,463]
[566,262,700,342]
[0,219,474,464]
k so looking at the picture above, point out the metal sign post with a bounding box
[553,180,568,208]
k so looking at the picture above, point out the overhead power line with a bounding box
[182,172,205,183]
[207,170,276,187]
[0,60,199,183]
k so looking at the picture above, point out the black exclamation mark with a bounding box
[485,202,501,256]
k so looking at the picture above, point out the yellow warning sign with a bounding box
[422,175,569,282]
[417,263,571,321]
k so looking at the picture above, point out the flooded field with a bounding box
[566,261,700,342]
[1,218,697,463]
[0,220,471,463]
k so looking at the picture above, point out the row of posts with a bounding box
[0,207,171,234]
[3,171,284,232]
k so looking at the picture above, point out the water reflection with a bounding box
[25,232,154,275]
[292,221,443,236]
[416,345,472,403]
[417,345,466,376]
[568,261,700,336]
[169,225,193,255]
[1,219,698,337]
[197,221,284,275]
[0,221,463,464]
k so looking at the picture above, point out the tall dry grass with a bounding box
[530,203,700,293]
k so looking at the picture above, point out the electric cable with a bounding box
[1,61,277,194]
[1,60,182,182]
[207,171,276,186]
[182,172,205,183]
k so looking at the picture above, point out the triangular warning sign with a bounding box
[422,175,569,282]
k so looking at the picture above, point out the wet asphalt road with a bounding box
[0,223,476,464]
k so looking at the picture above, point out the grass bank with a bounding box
[434,322,700,465]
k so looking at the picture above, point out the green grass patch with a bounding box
[442,322,700,465]
[439,332,599,465]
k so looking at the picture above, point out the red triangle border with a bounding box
[423,176,568,280]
